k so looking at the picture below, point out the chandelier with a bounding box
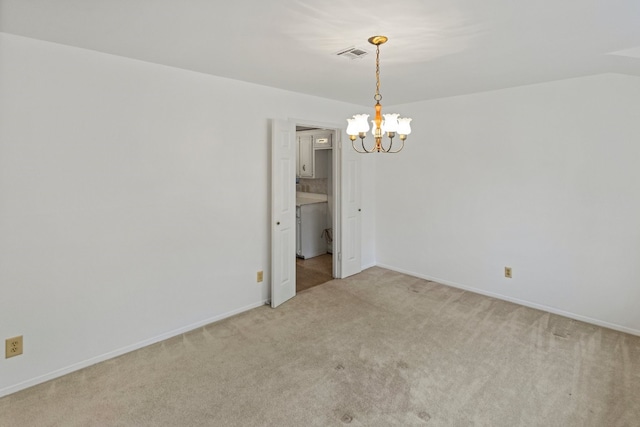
[346,36,412,153]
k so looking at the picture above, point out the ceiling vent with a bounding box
[335,46,369,60]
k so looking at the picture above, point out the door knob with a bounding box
[276,221,280,225]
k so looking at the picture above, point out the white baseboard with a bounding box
[361,261,377,270]
[376,263,640,337]
[0,299,269,399]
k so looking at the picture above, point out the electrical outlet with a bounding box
[257,271,263,283]
[5,336,23,358]
[505,267,512,278]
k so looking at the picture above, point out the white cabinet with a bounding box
[313,133,332,149]
[296,202,328,259]
[297,130,332,179]
[314,149,329,179]
[297,134,313,178]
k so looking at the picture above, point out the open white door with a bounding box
[271,119,296,307]
[340,133,362,278]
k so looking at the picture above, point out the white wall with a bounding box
[376,73,640,335]
[0,33,374,396]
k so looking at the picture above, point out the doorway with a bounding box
[295,125,334,292]
[271,118,361,308]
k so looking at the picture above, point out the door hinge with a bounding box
[338,252,342,261]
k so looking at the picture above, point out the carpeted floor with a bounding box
[1,267,639,426]
[296,253,333,292]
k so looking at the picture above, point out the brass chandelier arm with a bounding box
[384,139,405,153]
[379,135,406,153]
[350,134,405,153]
[351,137,373,154]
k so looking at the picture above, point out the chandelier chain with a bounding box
[375,44,381,102]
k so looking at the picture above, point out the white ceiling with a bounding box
[2,0,640,106]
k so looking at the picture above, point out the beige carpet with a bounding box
[1,267,639,426]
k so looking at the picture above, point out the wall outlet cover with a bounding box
[6,336,23,358]
[505,267,513,278]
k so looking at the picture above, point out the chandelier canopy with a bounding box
[347,36,412,153]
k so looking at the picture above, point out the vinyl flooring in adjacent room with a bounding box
[296,253,333,292]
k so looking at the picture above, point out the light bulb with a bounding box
[354,114,370,133]
[383,114,399,133]
[397,117,412,135]
[371,120,378,136]
[346,118,358,136]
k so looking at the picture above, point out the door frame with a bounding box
[268,118,362,308]
[271,117,361,307]
[291,118,343,279]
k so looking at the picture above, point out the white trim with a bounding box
[377,264,640,337]
[288,118,342,131]
[0,300,268,398]
[288,118,345,280]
